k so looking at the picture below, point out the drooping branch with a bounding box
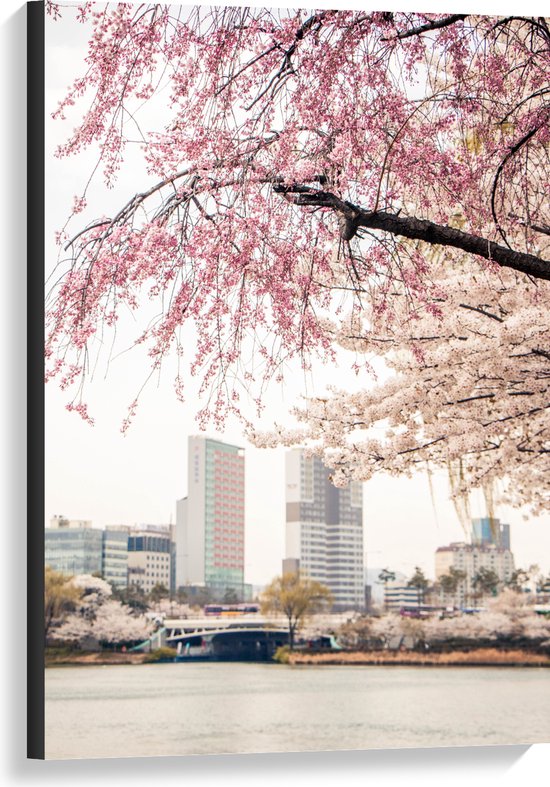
[244,11,330,110]
[273,183,550,281]
[490,121,547,247]
[508,213,550,238]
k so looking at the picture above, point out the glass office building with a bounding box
[471,517,511,549]
[45,522,129,587]
[102,528,129,587]
[45,527,103,577]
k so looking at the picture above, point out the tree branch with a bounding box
[390,14,468,40]
[490,122,545,246]
[459,303,504,322]
[273,183,550,281]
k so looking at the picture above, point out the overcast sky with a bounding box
[44,2,550,585]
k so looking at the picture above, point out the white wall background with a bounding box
[1,0,548,784]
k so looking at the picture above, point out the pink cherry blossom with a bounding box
[47,7,549,505]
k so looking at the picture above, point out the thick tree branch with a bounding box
[273,183,550,281]
[356,211,549,280]
[391,14,468,40]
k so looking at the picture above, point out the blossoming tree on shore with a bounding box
[47,5,549,509]
[339,590,550,651]
[50,574,152,648]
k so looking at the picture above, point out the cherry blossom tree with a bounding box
[370,613,407,649]
[431,589,550,644]
[261,264,550,514]
[71,573,112,598]
[341,590,550,650]
[71,573,112,619]
[47,6,549,504]
[154,596,194,619]
[52,599,152,647]
[44,566,81,637]
[51,574,152,647]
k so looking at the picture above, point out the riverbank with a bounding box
[287,648,550,667]
[45,647,550,667]
[46,650,150,666]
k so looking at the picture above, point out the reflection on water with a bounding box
[45,663,549,759]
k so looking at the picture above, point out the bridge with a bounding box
[164,616,288,661]
[132,613,344,660]
[131,616,290,661]
[171,626,290,661]
[164,614,284,636]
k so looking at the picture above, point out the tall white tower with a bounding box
[285,449,364,610]
[176,436,245,596]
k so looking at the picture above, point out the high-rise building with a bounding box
[176,436,245,598]
[285,450,364,610]
[471,517,510,550]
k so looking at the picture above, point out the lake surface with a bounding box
[45,663,549,759]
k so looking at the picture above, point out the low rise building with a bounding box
[384,581,423,611]
[45,519,103,577]
[102,527,129,588]
[127,525,173,595]
[46,517,129,587]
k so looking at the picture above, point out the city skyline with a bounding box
[45,425,549,586]
[44,9,550,587]
[44,475,542,613]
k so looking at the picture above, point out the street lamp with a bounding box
[364,550,382,614]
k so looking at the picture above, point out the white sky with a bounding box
[44,1,550,585]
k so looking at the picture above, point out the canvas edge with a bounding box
[27,0,45,761]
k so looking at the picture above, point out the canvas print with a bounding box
[35,0,550,760]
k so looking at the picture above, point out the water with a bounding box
[45,663,549,759]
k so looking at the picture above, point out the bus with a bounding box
[204,603,260,617]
